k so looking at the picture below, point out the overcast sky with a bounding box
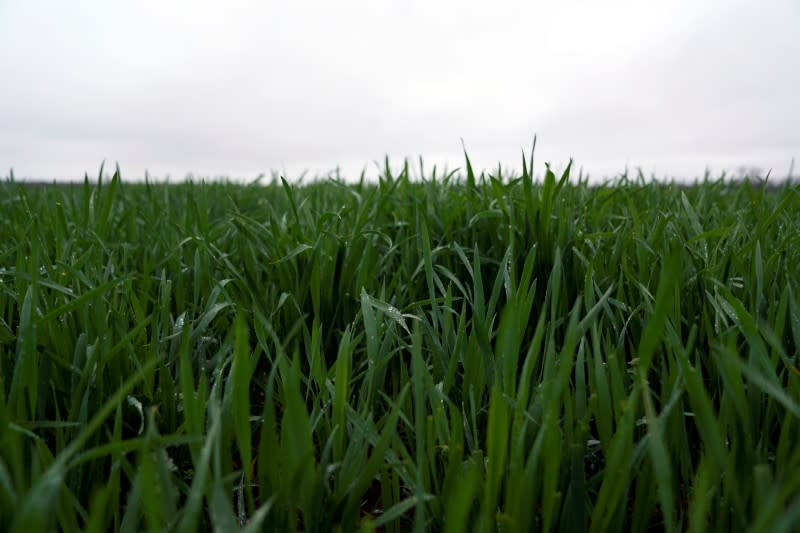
[1,0,798,182]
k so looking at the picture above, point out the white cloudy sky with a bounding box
[1,0,798,182]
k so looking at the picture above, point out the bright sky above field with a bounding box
[1,0,798,182]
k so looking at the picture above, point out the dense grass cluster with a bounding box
[1,158,799,531]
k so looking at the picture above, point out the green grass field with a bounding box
[1,157,799,532]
